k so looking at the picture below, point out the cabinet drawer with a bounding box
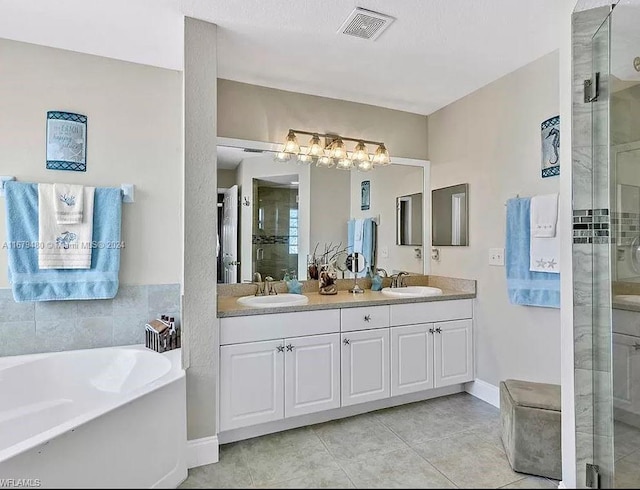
[220,309,340,345]
[341,305,390,332]
[390,299,472,326]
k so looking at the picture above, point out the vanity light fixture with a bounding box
[275,129,391,171]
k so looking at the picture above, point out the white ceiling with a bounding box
[0,0,565,115]
[217,146,268,170]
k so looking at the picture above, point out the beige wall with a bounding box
[217,79,429,160]
[350,165,424,274]
[310,165,350,252]
[0,38,182,287]
[217,169,237,189]
[428,51,561,387]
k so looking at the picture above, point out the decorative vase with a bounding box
[319,263,338,295]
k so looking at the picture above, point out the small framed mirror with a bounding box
[396,192,423,246]
[432,184,469,246]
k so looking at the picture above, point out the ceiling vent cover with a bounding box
[338,7,395,41]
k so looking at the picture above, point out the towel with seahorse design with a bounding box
[38,184,95,269]
[53,183,84,224]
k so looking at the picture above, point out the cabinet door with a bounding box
[284,333,341,418]
[220,339,284,431]
[391,323,434,396]
[341,328,390,407]
[434,319,473,387]
[613,333,640,418]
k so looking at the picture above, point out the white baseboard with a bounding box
[465,379,500,408]
[187,435,219,469]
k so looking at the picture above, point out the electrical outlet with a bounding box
[489,248,504,266]
[381,246,389,258]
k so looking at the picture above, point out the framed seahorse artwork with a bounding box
[541,115,560,178]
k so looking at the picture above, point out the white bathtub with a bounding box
[0,345,187,488]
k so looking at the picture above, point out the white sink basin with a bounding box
[381,286,443,298]
[237,294,309,308]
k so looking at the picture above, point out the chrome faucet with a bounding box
[390,271,409,288]
[264,276,278,295]
[252,272,265,296]
[376,268,388,277]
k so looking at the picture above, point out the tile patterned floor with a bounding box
[180,393,559,489]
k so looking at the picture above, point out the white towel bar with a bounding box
[0,176,135,203]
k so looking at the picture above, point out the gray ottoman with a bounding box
[500,379,561,480]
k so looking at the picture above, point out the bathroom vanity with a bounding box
[216,281,475,442]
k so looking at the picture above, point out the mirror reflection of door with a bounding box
[222,185,239,283]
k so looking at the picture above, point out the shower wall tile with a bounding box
[0,284,180,357]
[573,146,593,210]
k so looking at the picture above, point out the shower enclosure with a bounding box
[573,1,640,487]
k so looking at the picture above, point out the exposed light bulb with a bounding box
[283,130,300,154]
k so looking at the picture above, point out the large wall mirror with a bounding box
[216,139,429,283]
[432,183,469,246]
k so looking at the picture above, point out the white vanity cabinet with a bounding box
[284,333,341,417]
[341,328,390,406]
[434,319,473,387]
[219,298,474,436]
[219,311,342,431]
[391,323,435,396]
[390,300,474,397]
[220,339,285,431]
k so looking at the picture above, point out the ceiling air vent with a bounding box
[338,7,395,41]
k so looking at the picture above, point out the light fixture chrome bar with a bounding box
[288,129,384,147]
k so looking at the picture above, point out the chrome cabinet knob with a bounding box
[364,315,371,322]
[634,343,640,351]
[343,338,350,345]
[286,344,294,352]
[276,345,284,353]
[435,327,442,334]
[429,328,435,334]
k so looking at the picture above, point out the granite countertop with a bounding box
[217,288,476,318]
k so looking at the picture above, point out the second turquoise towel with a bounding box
[506,197,560,308]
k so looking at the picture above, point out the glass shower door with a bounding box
[609,1,640,488]
[591,1,640,487]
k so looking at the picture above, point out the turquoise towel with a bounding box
[347,218,376,274]
[4,181,122,302]
[506,197,560,308]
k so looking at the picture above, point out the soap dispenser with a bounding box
[371,268,386,291]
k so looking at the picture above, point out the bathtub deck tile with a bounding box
[113,285,149,317]
[35,301,79,321]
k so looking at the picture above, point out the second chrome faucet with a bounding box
[252,272,278,296]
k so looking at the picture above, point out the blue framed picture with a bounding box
[541,115,559,178]
[46,111,87,172]
[361,180,370,211]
